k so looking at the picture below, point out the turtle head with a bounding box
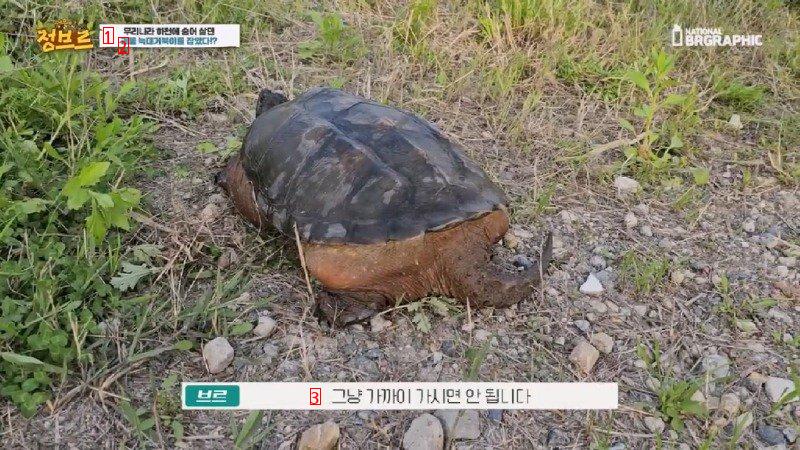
[256,89,288,116]
[214,154,240,192]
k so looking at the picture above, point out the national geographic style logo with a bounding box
[671,24,762,47]
[184,384,240,408]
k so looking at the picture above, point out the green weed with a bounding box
[0,46,152,416]
[299,12,365,64]
[618,250,670,295]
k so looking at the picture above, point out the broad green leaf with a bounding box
[618,118,636,133]
[110,262,152,292]
[692,167,710,186]
[664,93,687,106]
[196,142,217,154]
[173,340,193,351]
[75,161,110,187]
[624,70,650,92]
[229,322,254,336]
[90,191,114,208]
[86,207,107,241]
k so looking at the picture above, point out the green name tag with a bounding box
[184,384,240,408]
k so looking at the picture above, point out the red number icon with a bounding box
[309,388,321,406]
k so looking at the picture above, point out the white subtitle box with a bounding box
[182,382,618,410]
[98,24,240,48]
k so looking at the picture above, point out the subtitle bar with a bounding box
[182,382,618,410]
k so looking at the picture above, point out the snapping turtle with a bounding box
[216,87,552,325]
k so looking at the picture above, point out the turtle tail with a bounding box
[256,89,288,116]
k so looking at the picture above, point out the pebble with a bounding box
[624,212,638,228]
[588,299,608,314]
[503,231,521,250]
[633,305,648,317]
[702,354,730,379]
[590,255,606,269]
[546,428,570,446]
[199,203,220,222]
[784,427,797,444]
[474,329,492,342]
[742,219,756,233]
[298,421,340,450]
[719,393,740,416]
[590,333,614,354]
[574,320,591,333]
[614,176,641,198]
[569,340,600,374]
[513,254,534,270]
[370,314,392,332]
[644,416,665,434]
[778,256,797,267]
[487,409,503,422]
[434,410,480,440]
[580,274,604,296]
[253,315,277,337]
[765,377,796,403]
[403,414,444,450]
[203,337,234,374]
[639,225,653,237]
[728,114,743,130]
[757,425,787,446]
[670,270,686,285]
[767,308,793,324]
[747,372,768,391]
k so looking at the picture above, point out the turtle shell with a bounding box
[241,87,508,244]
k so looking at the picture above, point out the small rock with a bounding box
[728,114,743,130]
[735,319,757,334]
[298,421,340,450]
[590,255,606,269]
[200,203,220,222]
[512,254,533,269]
[742,219,756,233]
[644,416,665,434]
[609,443,626,450]
[590,333,614,354]
[203,337,234,374]
[633,305,648,317]
[434,410,480,440]
[487,409,503,422]
[767,308,793,324]
[624,212,639,228]
[580,274,604,296]
[757,425,787,446]
[503,232,521,250]
[614,176,641,198]
[646,377,661,392]
[719,393,740,416]
[778,256,797,267]
[784,427,797,444]
[747,372,768,391]
[670,270,686,285]
[690,390,705,404]
[574,320,591,333]
[253,315,277,337]
[403,414,444,450]
[474,329,492,342]
[588,299,608,314]
[639,225,653,237]
[569,340,600,374]
[370,314,392,332]
[765,377,797,403]
[546,428,570,446]
[702,354,730,379]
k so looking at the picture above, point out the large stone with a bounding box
[765,377,797,403]
[402,414,444,450]
[433,410,480,440]
[570,340,600,374]
[203,337,234,374]
[298,421,340,450]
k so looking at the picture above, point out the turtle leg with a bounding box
[314,290,384,327]
[445,232,553,307]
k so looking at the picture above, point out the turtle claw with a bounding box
[315,291,376,327]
